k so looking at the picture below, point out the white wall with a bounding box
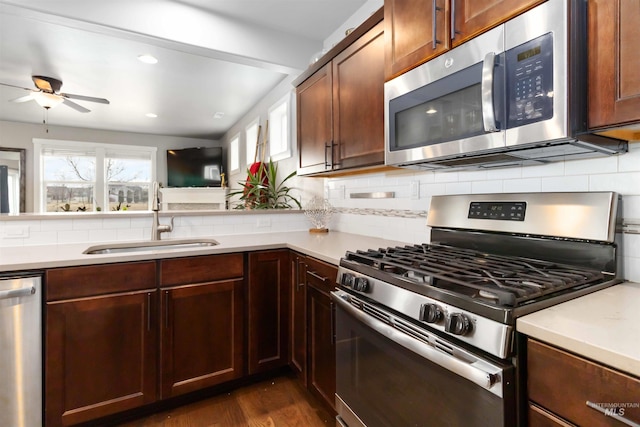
[0,120,221,212]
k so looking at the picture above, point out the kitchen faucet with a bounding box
[151,181,174,240]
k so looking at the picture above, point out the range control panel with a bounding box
[468,201,526,221]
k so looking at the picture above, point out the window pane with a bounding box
[230,136,240,171]
[45,183,94,212]
[246,122,259,165]
[43,154,95,182]
[108,183,150,211]
[105,158,151,183]
[268,98,289,159]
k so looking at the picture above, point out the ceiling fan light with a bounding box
[32,92,64,109]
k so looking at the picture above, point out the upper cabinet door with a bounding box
[333,20,385,171]
[297,64,333,176]
[385,0,450,80]
[588,0,640,130]
[452,0,544,47]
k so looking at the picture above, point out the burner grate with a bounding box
[345,244,605,307]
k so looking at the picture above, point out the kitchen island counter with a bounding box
[517,281,640,378]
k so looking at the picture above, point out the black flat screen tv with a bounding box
[167,147,224,187]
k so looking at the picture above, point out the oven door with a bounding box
[332,290,515,427]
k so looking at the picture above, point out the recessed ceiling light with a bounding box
[213,112,225,119]
[145,113,158,118]
[425,108,437,114]
[138,54,158,64]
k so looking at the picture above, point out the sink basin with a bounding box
[83,238,219,254]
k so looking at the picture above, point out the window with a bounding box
[268,94,291,161]
[229,133,240,173]
[245,118,260,166]
[33,139,156,212]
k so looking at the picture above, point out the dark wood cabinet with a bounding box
[332,19,385,171]
[588,0,640,137]
[159,254,244,398]
[296,9,385,176]
[289,252,307,383]
[247,250,290,374]
[304,256,338,413]
[527,338,640,426]
[296,63,333,176]
[384,0,544,80]
[45,262,157,427]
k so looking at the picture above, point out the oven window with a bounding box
[336,304,511,427]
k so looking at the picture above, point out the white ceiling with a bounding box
[0,0,367,140]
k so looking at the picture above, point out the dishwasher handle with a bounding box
[0,286,36,300]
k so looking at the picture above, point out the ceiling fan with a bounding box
[0,75,110,113]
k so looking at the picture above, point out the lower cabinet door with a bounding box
[307,284,336,412]
[160,279,244,398]
[45,290,157,427]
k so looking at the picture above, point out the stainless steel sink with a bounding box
[83,238,219,254]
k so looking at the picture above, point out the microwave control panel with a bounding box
[505,32,554,129]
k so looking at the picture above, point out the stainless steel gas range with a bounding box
[332,192,622,427]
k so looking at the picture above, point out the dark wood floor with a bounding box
[119,375,334,427]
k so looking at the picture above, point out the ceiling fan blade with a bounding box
[32,75,62,93]
[0,82,33,91]
[10,94,35,103]
[62,93,110,104]
[62,98,91,113]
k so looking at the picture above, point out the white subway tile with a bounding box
[72,218,104,230]
[44,219,74,231]
[503,178,542,193]
[521,161,565,178]
[589,172,640,194]
[541,175,589,192]
[88,229,117,243]
[57,230,90,243]
[472,180,503,194]
[622,255,640,283]
[621,195,640,218]
[27,231,58,245]
[434,171,459,183]
[458,169,488,182]
[619,145,640,172]
[487,166,522,180]
[565,156,618,176]
[445,182,472,195]
[102,218,132,229]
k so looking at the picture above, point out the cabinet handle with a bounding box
[164,290,169,329]
[307,270,329,283]
[432,0,442,49]
[586,401,640,427]
[146,292,151,332]
[330,301,336,345]
[450,0,456,41]
[324,142,333,168]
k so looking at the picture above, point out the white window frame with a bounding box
[268,93,292,161]
[33,138,157,212]
[229,133,240,173]
[245,117,260,167]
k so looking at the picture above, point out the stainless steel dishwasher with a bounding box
[0,272,42,427]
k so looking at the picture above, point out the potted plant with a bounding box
[227,159,301,210]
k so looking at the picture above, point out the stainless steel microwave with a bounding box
[384,0,626,170]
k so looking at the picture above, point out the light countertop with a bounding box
[0,231,407,272]
[517,281,640,378]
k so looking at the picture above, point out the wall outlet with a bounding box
[1,226,29,239]
[256,218,271,228]
[411,181,420,200]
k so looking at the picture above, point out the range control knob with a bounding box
[419,303,443,323]
[340,273,356,288]
[445,313,472,336]
[353,277,369,292]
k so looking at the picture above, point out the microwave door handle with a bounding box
[481,52,498,132]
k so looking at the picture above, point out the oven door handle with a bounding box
[332,292,501,393]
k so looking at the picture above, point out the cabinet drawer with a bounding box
[46,261,156,301]
[305,256,337,293]
[160,253,243,286]
[528,339,640,426]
